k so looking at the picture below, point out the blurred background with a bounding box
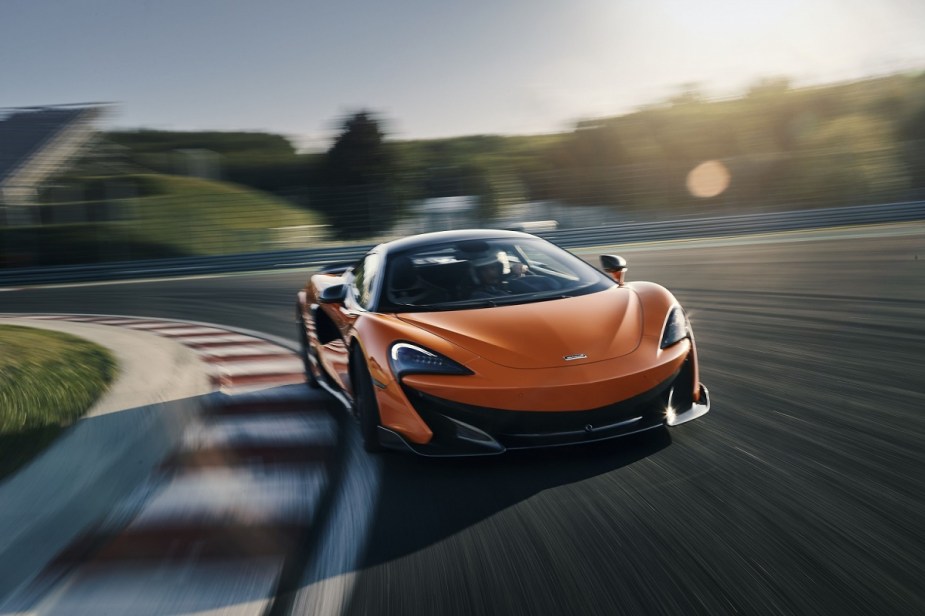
[2,0,925,266]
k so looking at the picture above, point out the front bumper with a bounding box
[377,377,710,457]
[666,384,710,427]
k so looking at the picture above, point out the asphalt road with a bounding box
[3,224,924,615]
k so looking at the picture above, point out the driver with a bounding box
[470,251,527,298]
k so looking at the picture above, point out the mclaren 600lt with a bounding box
[296,229,709,455]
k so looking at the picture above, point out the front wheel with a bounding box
[351,347,383,453]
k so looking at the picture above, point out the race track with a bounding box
[3,224,924,615]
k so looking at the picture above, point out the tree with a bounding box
[316,111,398,239]
[786,114,908,206]
[900,101,925,198]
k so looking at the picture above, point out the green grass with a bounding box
[2,173,327,265]
[0,326,116,479]
[130,174,325,256]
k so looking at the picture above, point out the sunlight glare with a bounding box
[661,0,800,37]
[686,160,731,198]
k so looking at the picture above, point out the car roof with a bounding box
[380,228,538,255]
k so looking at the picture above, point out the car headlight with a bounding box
[660,306,690,349]
[389,342,473,378]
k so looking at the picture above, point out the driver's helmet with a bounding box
[470,250,510,281]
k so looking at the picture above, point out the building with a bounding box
[0,104,106,224]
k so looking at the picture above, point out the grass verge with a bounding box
[0,325,116,480]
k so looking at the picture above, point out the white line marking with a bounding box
[213,358,303,378]
[183,414,337,449]
[129,466,327,528]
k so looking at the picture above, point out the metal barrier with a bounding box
[540,201,925,248]
[1,201,922,287]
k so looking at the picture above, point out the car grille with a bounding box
[401,374,675,449]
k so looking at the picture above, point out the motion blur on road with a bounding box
[2,223,923,614]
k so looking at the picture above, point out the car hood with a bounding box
[396,287,643,369]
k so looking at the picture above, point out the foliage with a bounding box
[104,129,316,198]
[394,134,552,222]
[523,72,925,214]
[786,114,909,205]
[0,325,115,478]
[97,71,925,233]
[107,129,297,156]
[0,222,186,266]
[314,111,399,239]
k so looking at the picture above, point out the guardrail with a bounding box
[1,201,922,287]
[540,201,925,248]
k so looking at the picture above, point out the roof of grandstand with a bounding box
[0,104,106,186]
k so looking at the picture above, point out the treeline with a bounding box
[530,74,925,214]
[103,72,925,238]
[105,130,313,197]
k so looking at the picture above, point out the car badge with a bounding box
[564,353,587,361]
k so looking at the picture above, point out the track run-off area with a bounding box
[1,222,923,615]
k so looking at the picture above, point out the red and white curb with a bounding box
[12,314,307,394]
[0,315,368,616]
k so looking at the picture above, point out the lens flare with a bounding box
[686,160,731,198]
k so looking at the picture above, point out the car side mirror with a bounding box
[600,255,628,285]
[319,283,348,304]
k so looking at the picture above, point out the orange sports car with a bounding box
[296,230,709,455]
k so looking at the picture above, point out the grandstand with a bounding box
[0,104,106,223]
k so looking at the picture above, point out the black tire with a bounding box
[351,347,383,452]
[296,310,320,389]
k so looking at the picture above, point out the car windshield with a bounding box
[379,237,614,312]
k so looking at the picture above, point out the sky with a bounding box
[3,0,925,148]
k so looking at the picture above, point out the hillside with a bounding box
[130,173,325,255]
[2,174,326,266]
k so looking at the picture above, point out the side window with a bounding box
[352,252,380,309]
